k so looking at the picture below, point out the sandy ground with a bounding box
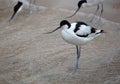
[0,0,120,84]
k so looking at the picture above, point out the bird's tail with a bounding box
[96,30,105,34]
[100,30,105,33]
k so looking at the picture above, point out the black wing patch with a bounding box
[75,23,97,37]
[74,22,88,33]
[76,34,89,37]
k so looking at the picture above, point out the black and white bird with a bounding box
[67,0,104,24]
[46,20,105,73]
[9,0,23,21]
[9,0,36,21]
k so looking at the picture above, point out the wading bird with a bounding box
[45,20,105,73]
[67,0,104,24]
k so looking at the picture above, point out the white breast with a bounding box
[61,28,94,46]
[76,25,91,36]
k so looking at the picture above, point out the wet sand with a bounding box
[0,0,120,84]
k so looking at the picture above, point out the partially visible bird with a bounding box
[9,0,36,21]
[66,0,87,18]
[67,0,104,24]
[9,0,23,21]
[46,20,105,73]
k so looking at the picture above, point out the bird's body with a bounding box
[46,20,104,73]
[61,21,103,45]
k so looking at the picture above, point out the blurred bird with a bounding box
[9,0,36,21]
[9,0,23,21]
[67,0,104,24]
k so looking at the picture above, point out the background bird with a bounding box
[67,0,104,25]
[66,0,87,18]
[9,0,36,21]
[9,0,23,21]
[46,20,105,73]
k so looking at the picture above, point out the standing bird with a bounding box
[67,0,104,24]
[9,0,23,21]
[46,20,105,73]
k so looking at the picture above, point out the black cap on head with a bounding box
[60,20,71,28]
[44,20,71,34]
[78,0,87,8]
[66,0,87,18]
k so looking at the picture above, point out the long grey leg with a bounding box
[89,3,100,23]
[98,2,103,24]
[29,0,36,14]
[72,45,81,74]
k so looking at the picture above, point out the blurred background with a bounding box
[0,0,120,84]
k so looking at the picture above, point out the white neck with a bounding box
[62,25,69,30]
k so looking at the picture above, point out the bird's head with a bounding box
[66,0,87,18]
[78,0,87,8]
[45,20,71,34]
[60,20,71,28]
